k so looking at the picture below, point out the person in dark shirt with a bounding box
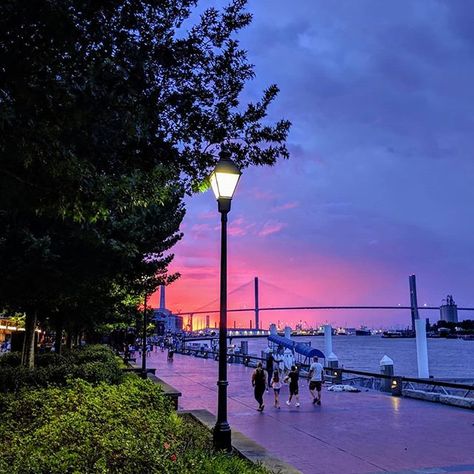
[252,362,266,411]
[284,365,300,407]
[266,353,274,389]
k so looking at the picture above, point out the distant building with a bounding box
[440,295,458,323]
[152,286,183,334]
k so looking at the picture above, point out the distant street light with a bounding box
[210,150,241,452]
[141,293,148,377]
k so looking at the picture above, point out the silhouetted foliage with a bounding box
[0,0,290,365]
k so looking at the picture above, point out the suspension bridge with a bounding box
[175,276,474,332]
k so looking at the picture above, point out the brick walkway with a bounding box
[147,351,474,474]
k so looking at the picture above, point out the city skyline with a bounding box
[150,1,474,328]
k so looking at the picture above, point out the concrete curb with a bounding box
[403,389,474,409]
[181,409,303,474]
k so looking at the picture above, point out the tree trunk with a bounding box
[54,319,63,355]
[21,311,37,368]
[66,331,73,349]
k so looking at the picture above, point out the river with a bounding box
[235,335,474,379]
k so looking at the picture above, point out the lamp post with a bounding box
[209,150,241,452]
[141,293,148,377]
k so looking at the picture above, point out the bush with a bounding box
[0,376,268,474]
[63,344,117,365]
[35,352,67,367]
[0,351,21,367]
[0,345,123,392]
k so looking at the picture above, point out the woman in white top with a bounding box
[271,370,282,409]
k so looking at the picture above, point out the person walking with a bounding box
[271,370,281,408]
[252,362,267,411]
[284,365,300,407]
[308,356,324,405]
[266,352,274,389]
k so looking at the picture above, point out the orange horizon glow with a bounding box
[149,245,414,330]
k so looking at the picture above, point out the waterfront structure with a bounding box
[0,318,21,343]
[152,285,183,334]
[254,276,260,330]
[409,274,420,331]
[410,274,430,378]
[440,295,458,323]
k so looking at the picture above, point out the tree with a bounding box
[0,0,290,366]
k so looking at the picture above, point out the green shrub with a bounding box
[0,351,21,367]
[64,344,117,364]
[0,376,268,474]
[35,352,67,367]
[71,360,123,385]
[0,345,123,392]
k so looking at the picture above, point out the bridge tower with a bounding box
[254,276,259,330]
[409,274,419,331]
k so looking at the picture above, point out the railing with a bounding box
[176,346,268,365]
[176,347,474,399]
[331,367,474,399]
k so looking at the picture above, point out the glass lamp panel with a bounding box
[215,172,240,198]
[210,172,220,199]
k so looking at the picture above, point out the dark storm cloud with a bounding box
[174,1,474,319]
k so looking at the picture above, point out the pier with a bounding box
[146,351,474,474]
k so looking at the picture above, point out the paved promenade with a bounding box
[147,351,474,474]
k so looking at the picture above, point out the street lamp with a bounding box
[210,150,241,452]
[141,293,148,377]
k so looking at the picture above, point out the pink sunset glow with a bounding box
[150,0,474,330]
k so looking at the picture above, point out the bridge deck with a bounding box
[147,351,474,474]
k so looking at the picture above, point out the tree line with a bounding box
[0,0,290,367]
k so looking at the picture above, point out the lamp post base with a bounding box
[213,422,232,452]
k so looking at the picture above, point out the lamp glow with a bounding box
[210,156,241,200]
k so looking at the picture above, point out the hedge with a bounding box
[0,345,123,392]
[0,375,268,474]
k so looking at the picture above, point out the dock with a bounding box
[146,351,474,474]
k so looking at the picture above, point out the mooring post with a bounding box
[326,352,340,383]
[380,355,394,392]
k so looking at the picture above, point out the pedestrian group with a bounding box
[252,355,324,411]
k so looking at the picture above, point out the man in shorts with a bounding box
[309,356,324,405]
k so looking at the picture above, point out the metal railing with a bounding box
[176,347,474,399]
[332,367,474,399]
[176,346,267,366]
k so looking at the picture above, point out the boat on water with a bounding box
[382,330,415,338]
[355,326,371,336]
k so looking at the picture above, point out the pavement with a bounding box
[146,351,474,474]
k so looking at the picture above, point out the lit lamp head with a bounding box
[210,150,241,213]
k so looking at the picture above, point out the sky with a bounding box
[150,0,474,329]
